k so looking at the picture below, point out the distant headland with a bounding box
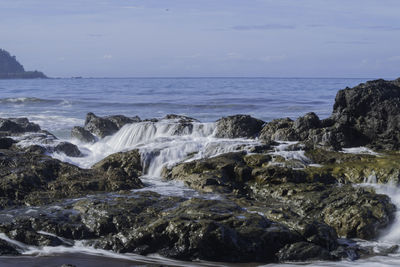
[0,49,47,79]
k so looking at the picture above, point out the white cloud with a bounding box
[103,54,113,59]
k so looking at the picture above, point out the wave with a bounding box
[0,97,59,104]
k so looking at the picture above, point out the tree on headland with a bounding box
[0,49,47,79]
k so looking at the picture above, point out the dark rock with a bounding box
[0,137,15,149]
[92,149,143,191]
[71,126,96,143]
[55,142,82,157]
[0,149,143,208]
[331,79,400,149]
[164,151,395,240]
[84,112,140,138]
[0,117,41,134]
[259,118,298,142]
[277,242,337,262]
[0,239,20,255]
[215,115,264,138]
[6,228,68,247]
[163,114,199,123]
[23,144,47,154]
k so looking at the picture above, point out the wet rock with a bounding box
[0,239,20,255]
[259,118,298,142]
[163,114,199,123]
[165,151,395,240]
[0,149,143,208]
[277,242,337,262]
[55,142,82,157]
[0,137,15,149]
[84,112,140,138]
[71,126,96,143]
[86,194,302,262]
[6,228,68,247]
[215,115,264,138]
[92,149,143,190]
[0,117,41,134]
[23,144,47,154]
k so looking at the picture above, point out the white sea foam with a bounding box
[342,147,380,156]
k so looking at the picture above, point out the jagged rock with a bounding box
[0,117,41,134]
[215,115,264,138]
[55,142,82,157]
[259,118,298,141]
[84,112,140,138]
[71,126,96,143]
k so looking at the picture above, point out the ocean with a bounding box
[1,77,399,267]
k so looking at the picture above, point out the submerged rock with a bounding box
[215,114,264,138]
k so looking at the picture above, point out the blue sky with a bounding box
[1,0,400,78]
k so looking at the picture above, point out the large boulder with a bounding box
[331,79,400,149]
[84,112,141,138]
[215,115,264,138]
[0,117,41,134]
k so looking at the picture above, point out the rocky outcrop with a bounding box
[0,117,41,134]
[163,152,395,241]
[0,148,143,208]
[259,79,400,150]
[215,115,264,138]
[83,113,140,138]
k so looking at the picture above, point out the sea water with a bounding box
[2,77,400,266]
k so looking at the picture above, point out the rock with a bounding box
[259,118,298,142]
[92,149,143,191]
[164,151,395,240]
[331,79,400,149]
[277,242,337,262]
[6,228,68,247]
[55,142,83,157]
[0,149,143,208]
[163,114,199,123]
[0,117,41,134]
[71,126,96,143]
[215,115,264,138]
[0,239,20,255]
[0,137,15,149]
[84,112,140,138]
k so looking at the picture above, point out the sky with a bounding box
[1,0,400,78]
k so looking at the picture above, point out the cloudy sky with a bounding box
[1,0,399,78]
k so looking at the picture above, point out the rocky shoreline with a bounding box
[1,78,400,265]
